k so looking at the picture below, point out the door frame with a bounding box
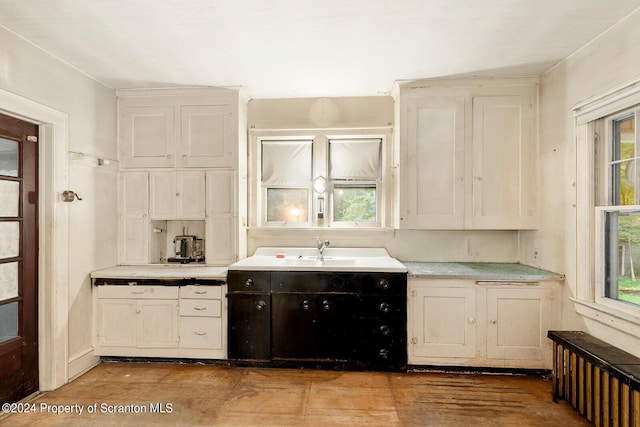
[0,87,69,391]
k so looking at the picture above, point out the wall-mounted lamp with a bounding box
[313,176,327,194]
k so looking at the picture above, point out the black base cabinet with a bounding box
[227,270,407,371]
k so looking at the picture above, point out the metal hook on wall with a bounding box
[62,190,83,202]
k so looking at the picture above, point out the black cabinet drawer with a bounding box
[272,272,359,293]
[359,273,407,296]
[228,271,270,292]
[355,341,407,369]
[358,295,406,318]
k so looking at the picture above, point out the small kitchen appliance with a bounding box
[168,235,205,263]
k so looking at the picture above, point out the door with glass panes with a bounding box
[0,112,38,403]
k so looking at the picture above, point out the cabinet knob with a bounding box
[166,154,172,159]
[379,302,390,313]
[244,278,254,288]
[379,325,390,336]
[379,348,389,359]
[322,300,331,310]
[256,300,266,311]
[468,317,476,324]
[302,300,311,310]
[378,279,390,290]
[490,319,497,324]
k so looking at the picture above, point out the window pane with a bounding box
[613,116,635,161]
[266,188,308,222]
[0,138,18,177]
[0,222,19,259]
[0,180,19,217]
[333,186,376,222]
[329,138,381,180]
[262,140,312,186]
[0,302,18,344]
[614,159,636,205]
[612,116,637,205]
[605,211,640,307]
[0,262,19,301]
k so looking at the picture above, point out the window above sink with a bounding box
[250,128,393,229]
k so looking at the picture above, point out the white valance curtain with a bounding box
[261,140,312,186]
[329,138,381,180]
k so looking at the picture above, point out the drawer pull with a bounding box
[302,300,311,310]
[256,300,267,311]
[194,307,207,311]
[379,279,390,290]
[379,302,390,313]
[322,300,331,310]
[131,289,150,295]
[127,281,137,286]
[244,278,254,288]
[379,348,389,359]
[194,332,208,336]
[194,291,208,295]
[379,325,390,336]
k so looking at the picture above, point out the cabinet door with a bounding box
[120,105,175,168]
[485,287,550,362]
[119,172,149,264]
[137,300,179,348]
[400,96,466,229]
[472,95,535,229]
[409,286,477,361]
[96,299,137,348]
[227,293,270,361]
[149,172,177,219]
[176,171,205,219]
[205,170,236,264]
[272,293,356,361]
[181,105,235,168]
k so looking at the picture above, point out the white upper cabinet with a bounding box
[149,171,206,220]
[472,95,535,229]
[181,105,235,168]
[396,78,537,230]
[118,89,239,169]
[401,94,466,229]
[119,172,150,265]
[119,105,175,168]
[205,169,236,265]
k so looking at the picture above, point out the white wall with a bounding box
[248,97,520,262]
[0,26,117,378]
[521,9,640,353]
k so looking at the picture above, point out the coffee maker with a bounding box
[168,235,204,263]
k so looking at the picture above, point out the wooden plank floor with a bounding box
[1,362,589,426]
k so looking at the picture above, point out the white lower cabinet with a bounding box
[94,284,226,359]
[178,285,225,358]
[408,279,558,369]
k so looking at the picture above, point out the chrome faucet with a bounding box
[316,237,330,262]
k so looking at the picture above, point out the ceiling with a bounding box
[1,0,639,99]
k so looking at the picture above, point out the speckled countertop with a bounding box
[402,262,564,281]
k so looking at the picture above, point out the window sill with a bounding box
[571,297,640,332]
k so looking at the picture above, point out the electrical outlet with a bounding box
[533,248,540,262]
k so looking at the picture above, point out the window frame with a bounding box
[575,80,640,324]
[250,128,392,229]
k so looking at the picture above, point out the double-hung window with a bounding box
[600,108,640,308]
[261,139,313,226]
[256,131,386,228]
[329,138,381,224]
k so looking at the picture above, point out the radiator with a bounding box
[549,331,640,427]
